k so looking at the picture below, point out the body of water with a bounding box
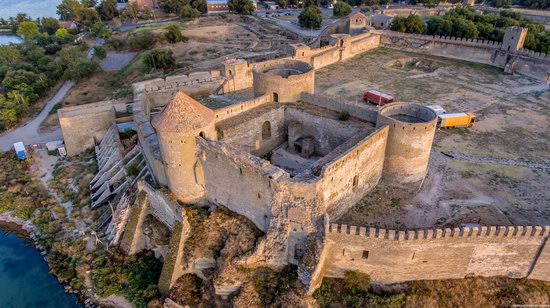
[0,34,23,45]
[0,0,63,19]
[0,225,81,308]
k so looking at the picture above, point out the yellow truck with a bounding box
[437,113,476,128]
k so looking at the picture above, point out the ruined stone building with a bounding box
[58,20,550,296]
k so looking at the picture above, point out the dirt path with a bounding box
[445,152,550,170]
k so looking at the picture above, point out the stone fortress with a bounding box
[58,13,550,296]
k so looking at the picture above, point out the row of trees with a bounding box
[390,7,550,54]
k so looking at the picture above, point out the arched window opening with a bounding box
[273,92,279,102]
[199,131,206,138]
[262,121,271,140]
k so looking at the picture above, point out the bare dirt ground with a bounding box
[316,48,550,229]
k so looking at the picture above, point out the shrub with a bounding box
[333,1,352,17]
[128,30,155,50]
[143,49,176,71]
[93,45,107,59]
[339,110,350,121]
[344,271,371,294]
[164,25,187,44]
[63,60,99,81]
[108,37,126,50]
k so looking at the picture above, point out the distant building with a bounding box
[58,21,78,30]
[264,1,280,10]
[207,0,229,13]
[370,14,394,30]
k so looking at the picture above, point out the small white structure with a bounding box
[426,105,446,115]
[13,142,28,160]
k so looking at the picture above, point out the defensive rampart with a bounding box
[300,93,378,123]
[309,223,550,292]
[58,99,131,156]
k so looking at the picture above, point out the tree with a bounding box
[57,0,84,20]
[89,22,112,38]
[298,6,323,30]
[127,2,139,20]
[451,18,479,38]
[427,16,452,36]
[158,0,186,13]
[179,5,201,18]
[164,25,188,43]
[57,46,86,68]
[0,95,18,127]
[333,1,352,17]
[277,0,289,8]
[391,14,426,34]
[303,0,320,6]
[99,0,118,20]
[143,49,176,71]
[41,18,60,35]
[55,28,73,41]
[228,0,256,14]
[77,7,101,27]
[17,21,40,40]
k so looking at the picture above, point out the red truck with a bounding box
[363,90,395,106]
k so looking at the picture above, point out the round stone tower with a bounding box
[153,91,216,203]
[252,59,314,103]
[376,103,437,185]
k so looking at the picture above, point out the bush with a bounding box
[93,45,107,59]
[299,6,323,30]
[344,271,371,293]
[391,14,426,34]
[339,110,350,121]
[63,60,99,81]
[128,30,155,50]
[143,49,176,71]
[108,37,126,50]
[333,1,352,17]
[164,25,187,44]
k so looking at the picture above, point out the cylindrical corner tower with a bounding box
[376,103,437,185]
[152,91,216,204]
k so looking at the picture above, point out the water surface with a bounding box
[0,0,63,19]
[0,35,22,45]
[0,225,81,308]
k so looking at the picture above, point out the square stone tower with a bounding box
[502,27,527,52]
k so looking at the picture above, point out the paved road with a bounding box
[0,39,102,152]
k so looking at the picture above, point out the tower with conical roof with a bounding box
[152,91,216,203]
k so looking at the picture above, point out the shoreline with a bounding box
[0,213,96,308]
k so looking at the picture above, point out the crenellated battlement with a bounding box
[515,48,549,59]
[327,223,550,240]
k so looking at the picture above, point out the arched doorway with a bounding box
[273,92,279,102]
[262,121,271,140]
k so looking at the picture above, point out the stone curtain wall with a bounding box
[319,223,550,284]
[316,127,388,219]
[214,94,272,122]
[219,105,286,157]
[58,99,131,156]
[198,138,282,232]
[285,107,368,156]
[300,93,378,123]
